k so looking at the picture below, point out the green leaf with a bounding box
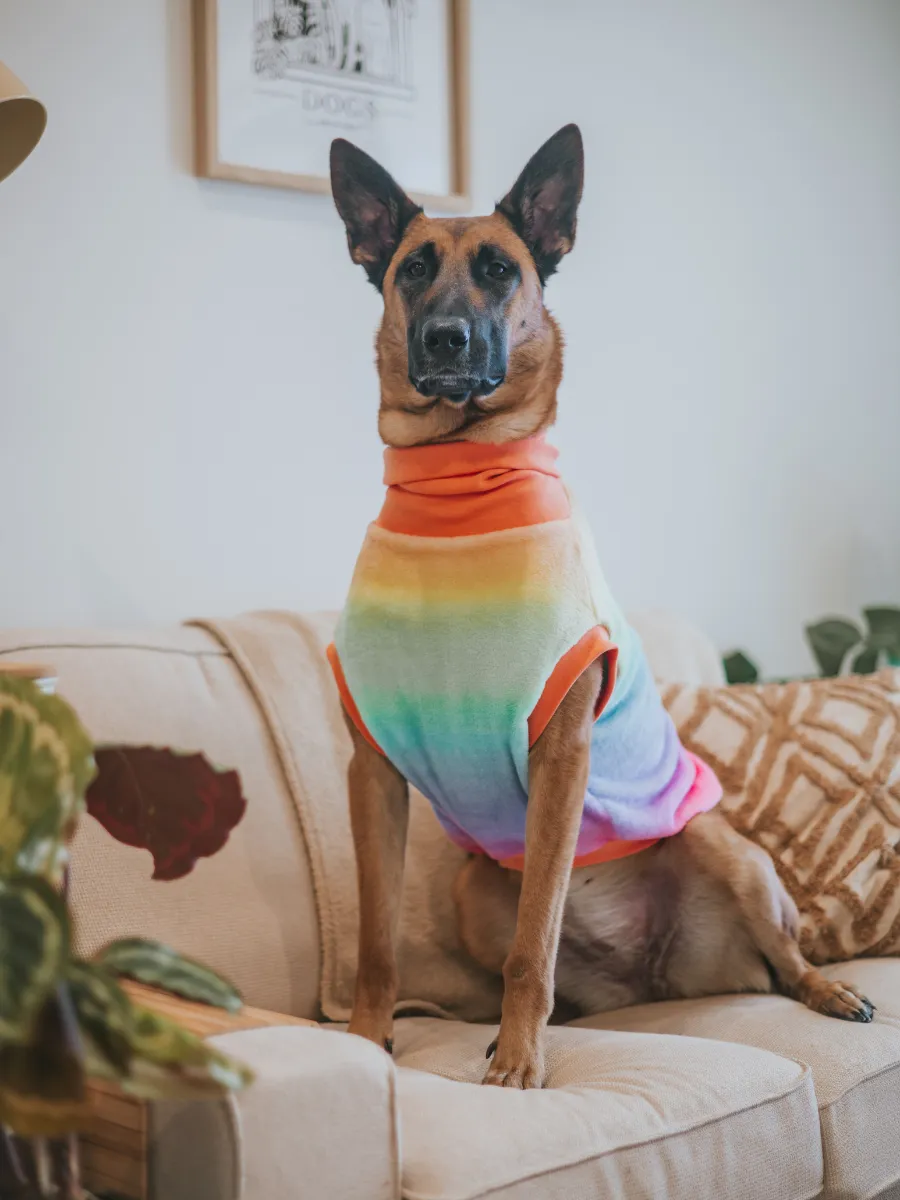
[67,960,135,1077]
[67,962,251,1100]
[852,645,879,675]
[723,651,760,685]
[120,1005,252,1100]
[862,607,900,657]
[0,676,95,883]
[97,938,243,1012]
[0,985,89,1137]
[805,618,862,677]
[0,876,69,1042]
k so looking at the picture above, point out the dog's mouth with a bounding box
[410,374,505,405]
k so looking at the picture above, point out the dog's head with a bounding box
[330,125,584,446]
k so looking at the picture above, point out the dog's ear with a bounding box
[496,124,584,284]
[330,139,422,291]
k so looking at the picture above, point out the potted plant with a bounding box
[723,605,900,685]
[0,672,252,1200]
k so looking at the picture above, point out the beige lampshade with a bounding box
[0,61,46,183]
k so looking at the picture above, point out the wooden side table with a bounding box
[81,982,317,1200]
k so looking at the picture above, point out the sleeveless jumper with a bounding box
[328,436,720,870]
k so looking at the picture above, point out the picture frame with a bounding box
[193,0,470,211]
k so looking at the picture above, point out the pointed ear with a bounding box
[496,124,584,284]
[329,139,422,291]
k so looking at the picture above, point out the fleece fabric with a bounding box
[329,437,720,869]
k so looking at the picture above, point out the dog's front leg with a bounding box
[344,713,410,1054]
[485,660,602,1088]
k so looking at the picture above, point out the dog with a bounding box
[327,124,874,1090]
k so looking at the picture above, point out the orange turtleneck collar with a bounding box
[376,436,571,538]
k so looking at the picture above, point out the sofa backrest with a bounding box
[0,623,322,1018]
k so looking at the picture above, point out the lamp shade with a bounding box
[0,61,46,183]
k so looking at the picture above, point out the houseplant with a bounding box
[724,605,900,685]
[0,673,252,1199]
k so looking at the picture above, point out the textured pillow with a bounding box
[662,669,900,964]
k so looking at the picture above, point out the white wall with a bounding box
[2,0,899,676]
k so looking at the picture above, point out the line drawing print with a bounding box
[253,0,418,99]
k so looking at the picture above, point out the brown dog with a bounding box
[329,125,874,1090]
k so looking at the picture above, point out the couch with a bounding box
[2,611,899,1200]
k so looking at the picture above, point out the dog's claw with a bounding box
[482,1029,545,1088]
[812,981,876,1024]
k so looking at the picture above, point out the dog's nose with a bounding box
[422,317,471,357]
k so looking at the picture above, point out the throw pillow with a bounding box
[662,669,900,963]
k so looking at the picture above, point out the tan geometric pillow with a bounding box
[662,669,900,964]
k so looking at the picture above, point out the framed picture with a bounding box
[194,0,470,210]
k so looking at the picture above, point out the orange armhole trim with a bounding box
[326,644,385,756]
[527,626,618,748]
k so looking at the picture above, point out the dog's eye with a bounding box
[485,260,508,279]
[406,260,427,279]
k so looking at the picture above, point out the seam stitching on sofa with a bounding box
[818,1032,900,1112]
[818,1061,900,1200]
[400,1067,817,1200]
[0,643,228,658]
[222,1093,244,1200]
[387,1046,403,1200]
[860,1165,900,1200]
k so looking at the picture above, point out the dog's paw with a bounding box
[483,1032,545,1089]
[348,1012,395,1053]
[805,979,875,1023]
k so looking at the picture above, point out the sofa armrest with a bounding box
[80,984,399,1200]
[150,1026,400,1200]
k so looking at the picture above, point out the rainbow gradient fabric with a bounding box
[329,437,721,869]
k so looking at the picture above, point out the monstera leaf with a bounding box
[0,876,70,1043]
[0,676,95,883]
[97,938,242,1012]
[86,746,247,880]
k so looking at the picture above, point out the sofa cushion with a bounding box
[392,1017,821,1200]
[0,626,321,1018]
[663,669,900,964]
[571,958,900,1200]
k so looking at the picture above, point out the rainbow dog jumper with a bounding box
[327,437,721,870]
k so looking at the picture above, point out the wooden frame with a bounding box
[194,0,471,211]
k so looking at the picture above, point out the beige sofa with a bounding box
[3,611,899,1200]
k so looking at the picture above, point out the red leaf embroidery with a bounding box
[85,747,247,880]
